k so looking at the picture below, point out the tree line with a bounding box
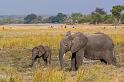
[0,5,124,26]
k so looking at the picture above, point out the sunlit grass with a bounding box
[0,26,123,50]
[76,65,119,82]
[33,67,65,82]
[1,65,124,82]
[0,25,124,82]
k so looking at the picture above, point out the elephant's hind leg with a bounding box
[106,57,116,66]
[104,51,116,65]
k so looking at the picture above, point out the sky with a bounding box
[0,0,124,15]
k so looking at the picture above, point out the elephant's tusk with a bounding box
[63,53,66,57]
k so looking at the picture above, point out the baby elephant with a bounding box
[30,45,51,67]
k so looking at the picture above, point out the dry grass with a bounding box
[33,67,65,82]
[0,24,124,82]
[16,65,124,82]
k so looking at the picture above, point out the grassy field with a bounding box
[0,24,124,82]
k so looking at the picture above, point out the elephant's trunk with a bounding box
[59,47,65,70]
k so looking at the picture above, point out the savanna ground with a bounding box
[0,24,124,82]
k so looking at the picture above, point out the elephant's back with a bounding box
[86,33,114,51]
[44,46,51,52]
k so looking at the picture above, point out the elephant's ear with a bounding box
[38,46,46,56]
[71,35,88,53]
[44,51,50,59]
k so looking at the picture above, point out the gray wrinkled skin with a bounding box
[59,32,88,71]
[84,33,116,65]
[59,32,116,71]
[30,45,51,67]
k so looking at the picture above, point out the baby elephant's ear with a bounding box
[38,46,46,56]
[43,52,49,59]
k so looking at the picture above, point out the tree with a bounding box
[48,13,67,23]
[91,13,103,24]
[83,15,92,23]
[103,15,114,24]
[95,8,106,15]
[90,8,106,24]
[56,13,67,23]
[65,14,91,24]
[37,16,43,23]
[0,18,20,24]
[48,16,56,23]
[121,14,124,24]
[33,16,43,23]
[71,13,83,23]
[111,5,124,27]
[24,14,37,24]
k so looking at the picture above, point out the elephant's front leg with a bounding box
[71,52,76,71]
[76,48,84,70]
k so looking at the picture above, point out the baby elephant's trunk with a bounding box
[29,55,37,67]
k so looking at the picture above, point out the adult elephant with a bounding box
[59,31,88,71]
[59,31,116,71]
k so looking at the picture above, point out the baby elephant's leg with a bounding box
[43,58,48,66]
